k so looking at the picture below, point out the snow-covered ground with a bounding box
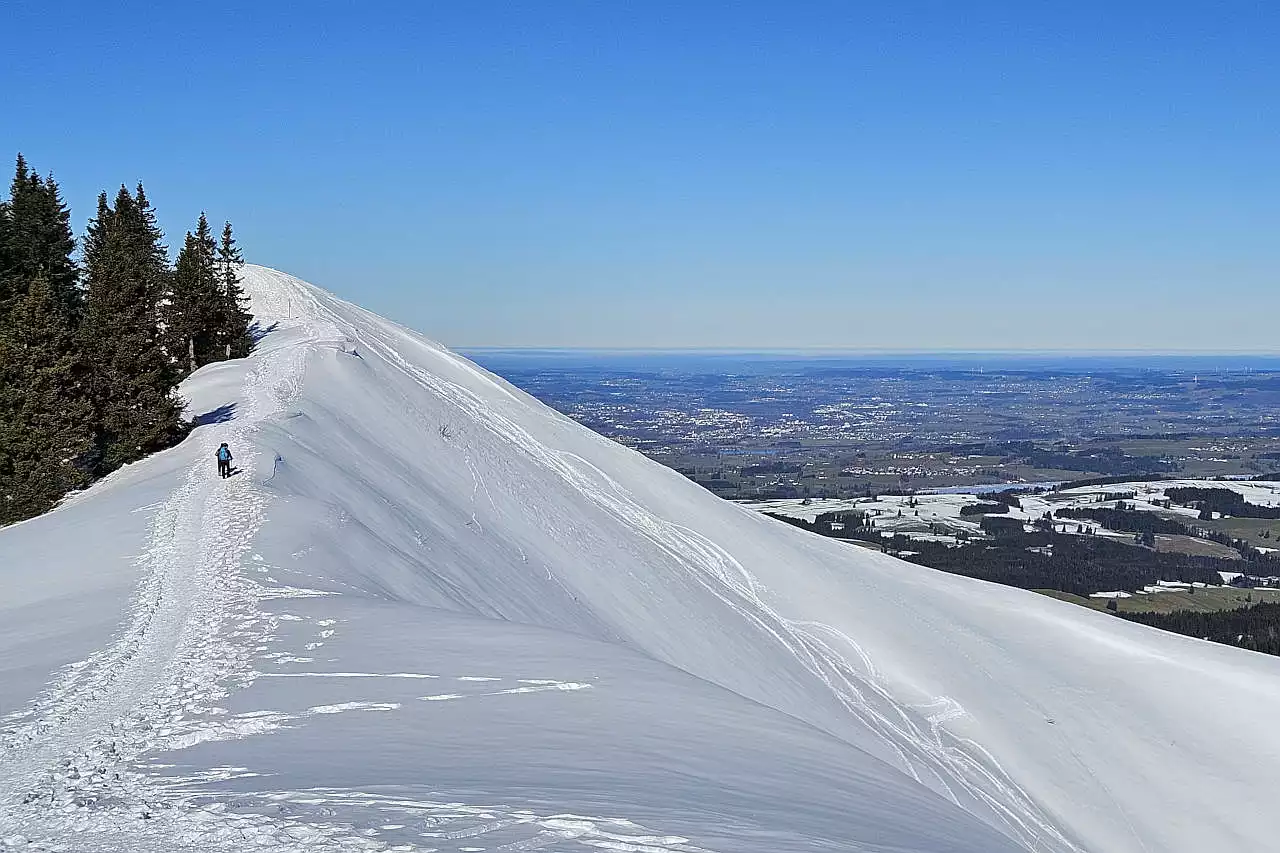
[1059,478,1280,508]
[4,266,1280,853]
[744,494,987,545]
[749,475,1280,549]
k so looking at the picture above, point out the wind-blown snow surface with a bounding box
[3,268,1280,853]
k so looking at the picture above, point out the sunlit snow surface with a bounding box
[3,266,1280,853]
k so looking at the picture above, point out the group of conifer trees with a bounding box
[0,154,252,525]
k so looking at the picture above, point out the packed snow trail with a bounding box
[3,266,1280,853]
[0,279,321,845]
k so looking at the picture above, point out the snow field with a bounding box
[3,266,1280,853]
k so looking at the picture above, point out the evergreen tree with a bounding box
[0,275,96,523]
[164,213,222,375]
[0,156,19,309]
[0,156,79,318]
[81,192,112,276]
[80,184,185,471]
[0,156,31,310]
[215,221,252,358]
[36,174,80,316]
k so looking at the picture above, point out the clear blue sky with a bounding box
[4,1,1278,350]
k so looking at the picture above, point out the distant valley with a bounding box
[474,351,1280,655]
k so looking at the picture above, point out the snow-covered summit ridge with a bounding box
[2,264,1279,853]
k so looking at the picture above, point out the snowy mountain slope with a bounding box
[2,266,1279,853]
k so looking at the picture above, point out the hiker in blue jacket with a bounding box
[216,443,233,478]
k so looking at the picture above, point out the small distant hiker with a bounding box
[217,443,233,478]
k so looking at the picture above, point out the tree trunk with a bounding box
[188,337,196,375]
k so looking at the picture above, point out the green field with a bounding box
[1152,534,1242,559]
[1196,517,1280,550]
[1037,586,1280,615]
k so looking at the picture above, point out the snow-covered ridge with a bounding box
[2,265,1280,853]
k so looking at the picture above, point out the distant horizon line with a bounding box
[459,346,1280,357]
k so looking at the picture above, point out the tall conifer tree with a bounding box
[0,156,20,312]
[0,156,79,317]
[35,173,80,316]
[165,213,222,374]
[0,275,95,522]
[0,155,29,312]
[81,192,111,272]
[215,221,252,358]
[80,184,185,471]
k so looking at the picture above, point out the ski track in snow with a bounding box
[0,269,727,853]
[292,285,1086,853]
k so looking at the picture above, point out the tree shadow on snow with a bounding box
[193,403,237,426]
[249,321,279,344]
